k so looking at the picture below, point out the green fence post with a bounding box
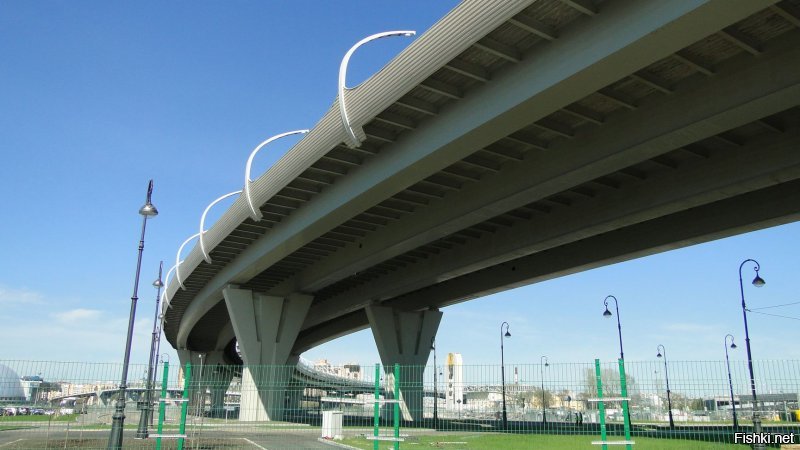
[618,358,632,450]
[374,363,380,450]
[155,361,169,450]
[394,363,400,450]
[595,359,607,450]
[178,362,192,450]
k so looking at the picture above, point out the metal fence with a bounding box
[1,358,799,449]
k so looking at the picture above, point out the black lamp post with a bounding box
[602,295,624,361]
[724,334,739,429]
[500,321,511,430]
[602,295,631,425]
[540,356,549,424]
[431,337,438,427]
[136,261,164,437]
[739,258,765,440]
[656,344,674,429]
[108,180,158,450]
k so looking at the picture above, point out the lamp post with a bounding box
[500,322,511,430]
[135,262,164,437]
[602,295,631,426]
[739,258,765,440]
[540,356,549,424]
[602,295,624,360]
[656,344,674,429]
[725,334,739,429]
[108,180,158,449]
[338,30,415,148]
[431,337,438,427]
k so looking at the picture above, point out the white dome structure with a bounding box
[0,364,25,401]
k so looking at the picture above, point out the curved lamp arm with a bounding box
[244,130,309,220]
[176,233,201,290]
[200,190,242,263]
[338,30,415,148]
[725,334,736,356]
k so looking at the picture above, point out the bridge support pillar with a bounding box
[176,350,231,417]
[366,305,442,422]
[223,286,312,422]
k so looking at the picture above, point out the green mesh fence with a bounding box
[1,359,799,449]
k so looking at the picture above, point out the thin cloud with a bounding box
[53,308,102,323]
[0,286,44,305]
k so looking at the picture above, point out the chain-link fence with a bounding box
[2,358,799,449]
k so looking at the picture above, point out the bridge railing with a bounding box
[1,359,799,448]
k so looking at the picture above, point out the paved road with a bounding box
[0,426,336,449]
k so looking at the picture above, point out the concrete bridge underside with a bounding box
[162,0,800,421]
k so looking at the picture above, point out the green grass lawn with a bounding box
[339,433,751,449]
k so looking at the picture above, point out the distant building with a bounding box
[19,375,43,402]
[314,359,363,381]
[445,353,464,410]
[705,393,798,413]
[0,364,24,401]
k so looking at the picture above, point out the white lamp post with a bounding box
[338,30,415,148]
[244,130,309,220]
[200,191,242,263]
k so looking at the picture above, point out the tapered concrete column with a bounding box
[366,305,442,421]
[205,362,235,418]
[176,350,230,417]
[223,286,312,421]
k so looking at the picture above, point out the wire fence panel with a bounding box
[1,359,799,448]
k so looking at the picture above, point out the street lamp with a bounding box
[108,180,158,449]
[135,262,164,437]
[602,295,624,360]
[540,356,549,424]
[739,258,765,439]
[338,30,415,148]
[244,130,309,221]
[431,337,438,427]
[500,322,511,430]
[725,334,739,429]
[656,344,674,429]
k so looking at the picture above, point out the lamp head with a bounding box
[603,307,612,318]
[731,342,737,349]
[152,278,164,288]
[752,273,765,287]
[657,351,663,358]
[139,202,158,217]
[545,361,549,367]
[504,330,511,338]
[139,179,158,217]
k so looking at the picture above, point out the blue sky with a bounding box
[1,1,798,370]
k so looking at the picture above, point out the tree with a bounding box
[582,367,639,410]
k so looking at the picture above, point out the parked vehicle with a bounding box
[59,398,86,415]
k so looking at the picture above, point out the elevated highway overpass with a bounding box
[162,0,800,421]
